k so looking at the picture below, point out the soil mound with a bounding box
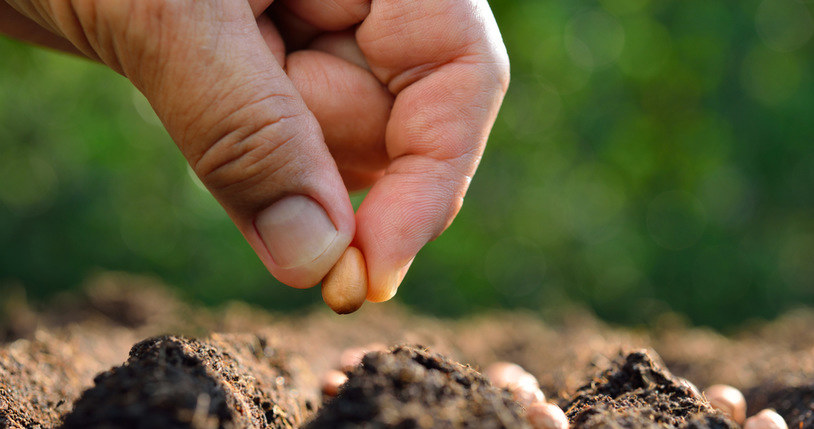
[304,345,528,428]
[61,334,317,429]
[566,351,736,429]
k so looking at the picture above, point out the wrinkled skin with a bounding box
[0,0,509,303]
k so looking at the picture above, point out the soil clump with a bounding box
[304,345,528,428]
[566,351,736,428]
[61,334,317,429]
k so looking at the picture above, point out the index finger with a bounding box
[355,0,510,301]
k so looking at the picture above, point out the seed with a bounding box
[704,384,747,424]
[744,409,788,429]
[526,403,569,429]
[512,383,546,407]
[321,246,368,314]
[485,362,545,407]
[511,372,542,391]
[485,362,537,390]
[321,369,348,397]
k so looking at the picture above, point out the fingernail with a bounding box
[369,257,414,302]
[397,258,414,283]
[256,195,339,269]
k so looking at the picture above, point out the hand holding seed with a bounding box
[0,0,508,298]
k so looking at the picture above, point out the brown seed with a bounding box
[321,247,368,314]
[321,370,348,397]
[744,409,788,429]
[704,384,747,424]
[526,402,569,429]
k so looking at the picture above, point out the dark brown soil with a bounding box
[746,383,814,428]
[565,351,735,429]
[61,334,317,429]
[1,273,813,428]
[304,345,528,428]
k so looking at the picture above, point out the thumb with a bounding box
[45,1,354,288]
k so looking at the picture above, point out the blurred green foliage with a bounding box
[1,0,813,328]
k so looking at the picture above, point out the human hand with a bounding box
[1,0,509,302]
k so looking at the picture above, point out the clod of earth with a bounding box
[565,351,739,429]
[304,345,530,428]
[60,335,317,429]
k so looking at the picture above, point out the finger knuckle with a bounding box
[58,0,173,73]
[193,116,302,198]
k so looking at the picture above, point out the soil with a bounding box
[1,272,813,428]
[565,351,735,429]
[304,345,528,428]
[61,334,317,429]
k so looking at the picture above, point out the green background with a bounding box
[1,0,813,329]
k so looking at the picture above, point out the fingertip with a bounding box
[365,256,414,303]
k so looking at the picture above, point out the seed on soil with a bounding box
[512,372,541,390]
[485,362,539,389]
[321,370,348,397]
[321,246,368,314]
[744,409,788,429]
[485,361,544,406]
[513,382,546,407]
[526,402,569,429]
[704,384,747,424]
